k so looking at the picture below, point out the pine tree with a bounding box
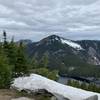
[14,42,28,77]
[3,30,7,44]
[3,31,9,54]
[72,80,80,88]
[39,53,49,68]
[31,57,38,69]
[67,80,72,86]
[47,70,58,80]
[80,82,87,90]
[88,83,97,92]
[0,46,12,88]
[7,37,17,65]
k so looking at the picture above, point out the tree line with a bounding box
[67,80,100,93]
[0,31,58,89]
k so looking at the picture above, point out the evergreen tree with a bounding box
[3,30,7,44]
[67,79,100,93]
[80,82,87,90]
[31,57,38,69]
[47,70,58,80]
[14,42,28,77]
[3,31,9,54]
[72,80,80,88]
[88,83,97,92]
[67,80,73,86]
[2,32,17,66]
[0,47,12,88]
[7,37,17,65]
[39,53,49,68]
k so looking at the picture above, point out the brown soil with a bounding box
[0,89,33,100]
[0,89,51,100]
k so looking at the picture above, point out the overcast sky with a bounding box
[0,0,100,41]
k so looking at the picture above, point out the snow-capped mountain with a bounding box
[35,35,83,50]
[26,35,100,77]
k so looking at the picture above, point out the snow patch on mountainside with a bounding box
[12,74,100,100]
[61,38,83,50]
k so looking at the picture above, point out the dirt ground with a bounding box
[0,89,52,100]
[0,89,33,100]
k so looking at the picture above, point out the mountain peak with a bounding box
[45,35,83,50]
[46,35,60,41]
[39,35,61,44]
[37,35,83,50]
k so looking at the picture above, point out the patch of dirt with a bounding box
[0,89,33,100]
[0,89,52,100]
[0,89,16,100]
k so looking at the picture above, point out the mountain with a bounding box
[17,39,32,45]
[26,35,100,77]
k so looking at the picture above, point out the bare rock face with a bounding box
[88,47,100,65]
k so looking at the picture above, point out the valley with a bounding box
[0,33,100,100]
[0,0,100,99]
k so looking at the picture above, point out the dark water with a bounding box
[57,76,100,100]
[58,76,72,85]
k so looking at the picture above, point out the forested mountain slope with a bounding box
[26,35,100,77]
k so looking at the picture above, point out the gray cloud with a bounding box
[0,0,100,41]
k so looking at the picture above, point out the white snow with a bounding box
[12,74,100,100]
[55,37,59,41]
[61,38,83,50]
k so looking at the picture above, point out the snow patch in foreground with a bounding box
[12,74,100,100]
[61,38,83,50]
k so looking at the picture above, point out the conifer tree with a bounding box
[39,52,49,68]
[0,46,12,88]
[72,80,80,88]
[80,82,87,90]
[14,42,28,77]
[67,80,72,86]
[88,83,97,92]
[31,57,38,69]
[3,30,7,44]
[7,37,17,65]
[3,31,9,54]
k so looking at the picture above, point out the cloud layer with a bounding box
[0,0,100,41]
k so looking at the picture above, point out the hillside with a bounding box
[26,35,100,77]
